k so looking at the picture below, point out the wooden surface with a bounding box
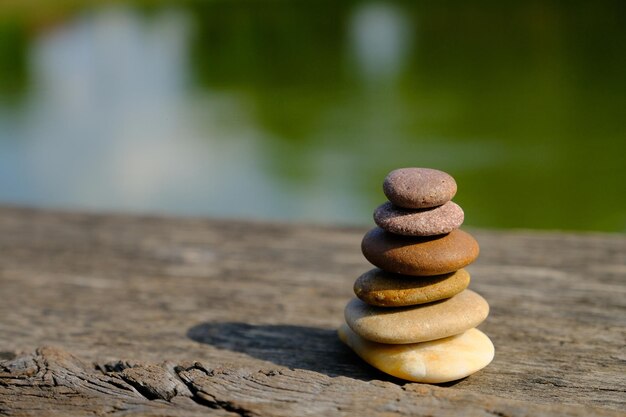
[0,206,624,416]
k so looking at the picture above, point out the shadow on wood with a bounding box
[187,321,414,383]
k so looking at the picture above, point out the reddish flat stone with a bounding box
[374,201,464,236]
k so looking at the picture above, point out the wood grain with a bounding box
[0,206,624,416]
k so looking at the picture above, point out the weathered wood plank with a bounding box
[2,345,621,417]
[0,206,624,415]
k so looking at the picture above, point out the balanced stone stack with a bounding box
[338,168,494,383]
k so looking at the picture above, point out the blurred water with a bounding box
[0,1,624,231]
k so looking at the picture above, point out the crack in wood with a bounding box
[486,411,511,417]
[1,346,625,417]
[188,392,257,417]
[0,346,234,416]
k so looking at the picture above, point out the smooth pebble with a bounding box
[344,289,489,344]
[361,228,479,276]
[354,268,470,307]
[383,168,457,209]
[338,324,494,383]
[374,201,464,236]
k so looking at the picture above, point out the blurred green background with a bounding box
[0,0,624,232]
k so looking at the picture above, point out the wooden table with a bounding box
[0,206,624,416]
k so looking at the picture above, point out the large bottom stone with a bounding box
[338,324,494,383]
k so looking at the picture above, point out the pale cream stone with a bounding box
[338,324,494,383]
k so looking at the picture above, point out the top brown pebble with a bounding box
[383,168,457,209]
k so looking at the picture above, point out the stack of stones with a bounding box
[338,168,494,383]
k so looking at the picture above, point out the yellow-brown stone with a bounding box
[354,268,470,307]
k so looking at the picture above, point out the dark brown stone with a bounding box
[361,227,479,276]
